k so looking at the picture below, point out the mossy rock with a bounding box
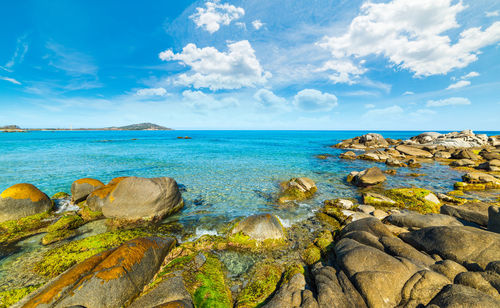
[227,214,287,250]
[384,188,440,214]
[315,212,342,230]
[278,177,317,204]
[314,230,334,251]
[321,203,349,225]
[51,192,70,199]
[33,229,151,277]
[0,284,42,308]
[0,183,53,222]
[447,190,465,196]
[236,261,283,308]
[78,205,103,222]
[41,229,78,245]
[454,181,499,191]
[47,214,84,232]
[281,262,305,286]
[0,212,53,245]
[302,244,321,265]
[363,192,396,207]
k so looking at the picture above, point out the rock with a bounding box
[440,202,490,226]
[386,158,407,167]
[129,276,193,308]
[357,204,375,214]
[386,212,463,229]
[278,177,317,203]
[400,270,451,307]
[230,213,285,242]
[20,237,175,308]
[362,192,396,207]
[340,217,394,239]
[480,150,500,161]
[477,159,500,172]
[456,172,500,190]
[410,130,490,148]
[428,284,500,307]
[71,178,104,203]
[0,183,52,222]
[350,167,386,187]
[454,271,500,299]
[430,259,468,281]
[434,151,452,159]
[400,226,500,270]
[324,198,353,210]
[334,133,389,150]
[452,149,480,160]
[450,159,476,167]
[371,209,388,220]
[396,145,433,158]
[490,136,500,147]
[358,152,386,162]
[406,158,422,168]
[98,177,184,221]
[410,132,442,144]
[339,151,356,159]
[86,177,128,211]
[384,188,441,214]
[489,206,500,233]
[261,273,306,308]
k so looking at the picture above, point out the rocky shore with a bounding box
[1,130,499,307]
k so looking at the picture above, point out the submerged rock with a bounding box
[230,213,286,245]
[0,183,52,222]
[70,178,104,203]
[278,177,317,203]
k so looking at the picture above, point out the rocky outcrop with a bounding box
[0,183,52,222]
[428,284,500,307]
[386,212,463,229]
[339,151,356,160]
[19,237,175,308]
[71,178,104,203]
[278,177,317,203]
[230,213,285,242]
[456,172,500,190]
[440,202,490,226]
[348,167,386,187]
[129,276,193,308]
[478,159,500,172]
[97,177,184,221]
[489,206,500,233]
[395,145,433,158]
[408,130,489,148]
[334,133,389,150]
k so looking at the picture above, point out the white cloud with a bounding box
[0,76,21,85]
[426,97,471,107]
[46,42,98,76]
[486,11,499,17]
[316,59,367,84]
[254,89,286,107]
[364,103,375,108]
[461,71,479,79]
[5,35,29,69]
[182,90,238,109]
[363,105,403,118]
[318,0,500,78]
[159,40,271,91]
[447,80,470,89]
[252,20,264,30]
[136,87,167,96]
[410,109,436,117]
[403,91,414,96]
[293,89,338,111]
[190,1,244,33]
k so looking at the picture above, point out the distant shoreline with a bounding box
[1,122,173,132]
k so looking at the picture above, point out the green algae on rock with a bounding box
[0,183,53,223]
[34,229,151,277]
[51,192,70,199]
[278,177,317,204]
[236,261,283,308]
[385,188,441,214]
[41,229,78,245]
[0,212,52,245]
[47,214,84,232]
[0,284,42,308]
[228,214,287,250]
[302,244,322,265]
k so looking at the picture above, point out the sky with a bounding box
[1,0,500,130]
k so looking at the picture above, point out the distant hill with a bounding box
[110,123,173,131]
[0,125,21,129]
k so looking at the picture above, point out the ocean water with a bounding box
[0,130,498,229]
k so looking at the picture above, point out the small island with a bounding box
[1,123,173,132]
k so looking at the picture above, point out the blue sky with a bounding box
[1,0,499,130]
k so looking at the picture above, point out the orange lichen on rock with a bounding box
[0,183,48,202]
[24,250,114,307]
[107,176,128,186]
[74,178,104,187]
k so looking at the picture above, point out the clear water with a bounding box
[1,130,498,228]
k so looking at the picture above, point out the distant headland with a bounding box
[1,123,173,132]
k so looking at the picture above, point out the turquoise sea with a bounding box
[2,130,498,231]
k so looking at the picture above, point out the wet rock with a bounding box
[359,151,389,162]
[356,204,375,214]
[71,178,104,203]
[400,226,500,270]
[463,172,500,187]
[323,198,353,210]
[99,177,184,221]
[406,158,422,168]
[349,167,386,187]
[278,177,317,203]
[230,213,285,242]
[428,284,500,307]
[434,151,452,159]
[20,237,175,308]
[339,151,356,159]
[383,188,441,214]
[129,276,193,308]
[386,158,407,167]
[489,206,500,233]
[236,261,283,307]
[395,145,433,158]
[440,202,490,226]
[386,212,463,229]
[0,183,52,222]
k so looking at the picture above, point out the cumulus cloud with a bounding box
[318,0,500,81]
[182,90,238,109]
[363,105,404,118]
[426,97,471,107]
[293,89,338,111]
[159,40,271,91]
[447,80,470,89]
[254,89,286,107]
[486,11,499,17]
[252,20,264,30]
[0,76,21,85]
[136,87,167,96]
[461,71,479,79]
[190,1,244,33]
[403,91,414,96]
[316,59,367,84]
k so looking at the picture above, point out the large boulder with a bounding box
[334,133,389,150]
[458,172,500,190]
[278,177,317,203]
[395,145,433,158]
[349,167,386,187]
[408,130,489,148]
[86,177,128,211]
[386,212,463,229]
[428,284,500,307]
[477,159,500,172]
[440,202,490,226]
[71,178,104,203]
[129,276,193,308]
[98,177,184,221]
[451,149,480,160]
[0,183,52,222]
[19,237,175,308]
[230,213,285,242]
[410,132,442,144]
[489,206,500,233]
[400,226,500,270]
